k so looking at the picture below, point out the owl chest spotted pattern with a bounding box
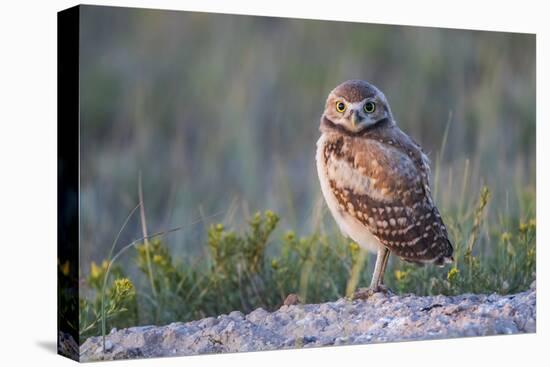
[316,132,453,264]
[316,134,384,253]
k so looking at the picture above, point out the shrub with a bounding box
[79,186,535,342]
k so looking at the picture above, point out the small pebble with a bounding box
[103,340,113,352]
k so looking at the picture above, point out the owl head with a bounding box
[322,80,394,133]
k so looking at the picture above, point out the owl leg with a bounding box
[378,247,391,285]
[353,247,392,300]
[376,248,394,293]
[369,246,390,289]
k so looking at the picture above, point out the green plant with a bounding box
[79,188,536,344]
[79,261,137,343]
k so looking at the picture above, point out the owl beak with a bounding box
[351,110,363,127]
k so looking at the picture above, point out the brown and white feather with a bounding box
[317,118,453,265]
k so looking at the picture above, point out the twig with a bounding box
[138,172,158,301]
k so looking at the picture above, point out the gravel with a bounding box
[80,288,536,361]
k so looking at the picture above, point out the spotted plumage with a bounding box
[316,80,453,296]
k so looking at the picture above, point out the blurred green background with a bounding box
[79,6,535,283]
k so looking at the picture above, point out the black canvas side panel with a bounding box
[57,5,80,361]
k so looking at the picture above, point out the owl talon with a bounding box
[352,287,374,300]
[376,284,394,295]
[352,285,393,300]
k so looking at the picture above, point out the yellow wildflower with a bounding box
[112,278,135,299]
[90,261,101,280]
[60,260,70,276]
[447,267,459,282]
[284,231,295,241]
[394,269,408,282]
[348,242,359,252]
[519,222,528,233]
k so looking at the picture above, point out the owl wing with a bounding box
[325,133,453,264]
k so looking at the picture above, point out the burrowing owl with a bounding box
[316,80,453,297]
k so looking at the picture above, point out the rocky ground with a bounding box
[80,287,536,361]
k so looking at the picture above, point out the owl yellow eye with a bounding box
[336,101,346,113]
[364,101,376,113]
